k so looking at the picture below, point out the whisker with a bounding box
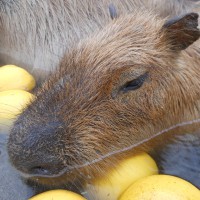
[0,122,13,128]
[0,103,29,110]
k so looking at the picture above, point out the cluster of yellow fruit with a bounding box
[0,65,35,129]
[85,153,200,200]
[29,152,200,200]
[1,65,199,200]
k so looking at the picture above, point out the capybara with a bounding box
[0,0,200,197]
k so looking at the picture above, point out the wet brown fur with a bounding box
[1,0,200,197]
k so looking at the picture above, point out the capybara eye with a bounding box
[122,72,148,92]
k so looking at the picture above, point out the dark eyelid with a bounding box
[122,72,149,92]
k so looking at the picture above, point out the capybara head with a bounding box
[8,10,200,188]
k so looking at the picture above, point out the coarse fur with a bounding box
[0,0,199,80]
[0,0,200,198]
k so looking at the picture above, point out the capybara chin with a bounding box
[2,0,200,192]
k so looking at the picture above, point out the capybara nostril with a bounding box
[8,151,66,177]
[29,166,52,176]
[28,164,64,176]
[7,120,66,177]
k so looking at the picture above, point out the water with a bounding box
[155,133,200,188]
[0,132,34,200]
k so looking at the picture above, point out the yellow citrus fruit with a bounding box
[119,175,200,200]
[0,90,34,127]
[86,153,158,200]
[29,190,87,200]
[0,65,35,91]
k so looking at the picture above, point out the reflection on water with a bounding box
[0,131,34,200]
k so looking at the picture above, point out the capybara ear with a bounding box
[163,13,200,50]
